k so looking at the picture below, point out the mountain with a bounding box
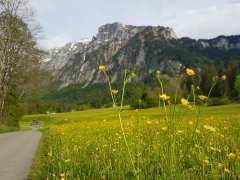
[41,22,240,89]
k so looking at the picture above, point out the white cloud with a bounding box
[31,0,240,48]
[170,2,240,39]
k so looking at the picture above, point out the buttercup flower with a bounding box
[204,125,216,132]
[227,153,236,159]
[99,65,106,71]
[181,98,190,106]
[186,68,195,76]
[224,168,231,174]
[131,72,136,78]
[187,105,193,110]
[221,75,227,81]
[160,94,170,101]
[199,95,207,101]
[111,89,118,94]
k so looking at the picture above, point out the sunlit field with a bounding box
[21,104,240,179]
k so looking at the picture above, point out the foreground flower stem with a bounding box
[102,68,139,179]
[181,107,201,160]
[103,71,117,108]
[157,74,169,124]
[205,76,219,106]
[117,111,138,178]
[172,75,183,121]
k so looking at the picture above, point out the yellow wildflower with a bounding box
[162,127,168,131]
[156,70,160,75]
[217,163,224,168]
[146,120,153,125]
[221,75,227,81]
[47,151,52,157]
[181,98,190,106]
[187,105,193,110]
[131,72,136,78]
[204,125,216,132]
[64,159,70,163]
[111,89,118,94]
[176,130,184,136]
[224,168,231,174]
[199,95,207,101]
[203,159,210,164]
[195,129,200,134]
[210,147,221,153]
[160,94,170,101]
[186,68,195,76]
[227,153,236,159]
[60,173,65,177]
[189,121,193,125]
[99,65,106,71]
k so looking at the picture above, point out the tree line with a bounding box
[0,0,43,126]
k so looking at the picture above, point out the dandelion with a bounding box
[131,72,136,78]
[204,125,216,132]
[181,98,190,106]
[227,153,236,159]
[186,68,195,76]
[111,89,118,94]
[99,65,106,71]
[199,95,207,101]
[160,94,170,101]
[221,75,227,81]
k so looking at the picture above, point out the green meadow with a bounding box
[21,104,240,179]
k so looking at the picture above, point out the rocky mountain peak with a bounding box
[96,22,124,41]
[41,23,240,89]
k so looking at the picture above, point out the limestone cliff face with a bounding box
[42,22,177,88]
[41,22,240,89]
[198,35,240,50]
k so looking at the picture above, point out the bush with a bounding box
[130,97,158,109]
[208,98,230,106]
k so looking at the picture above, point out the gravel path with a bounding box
[0,130,41,180]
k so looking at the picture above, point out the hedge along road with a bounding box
[0,130,41,180]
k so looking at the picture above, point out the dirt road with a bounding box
[0,131,41,180]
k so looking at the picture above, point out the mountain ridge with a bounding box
[41,22,240,89]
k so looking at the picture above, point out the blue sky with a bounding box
[31,0,240,49]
